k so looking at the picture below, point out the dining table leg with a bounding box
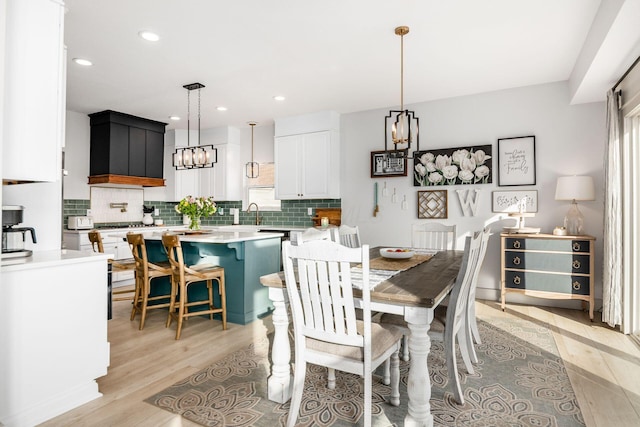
[404,307,435,427]
[267,287,292,403]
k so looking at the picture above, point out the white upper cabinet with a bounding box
[3,0,65,183]
[274,111,340,200]
[199,143,241,201]
[164,127,242,202]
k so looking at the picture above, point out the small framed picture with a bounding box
[371,150,407,178]
[492,190,538,213]
[497,136,536,186]
[418,190,448,219]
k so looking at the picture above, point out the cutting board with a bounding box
[312,208,341,226]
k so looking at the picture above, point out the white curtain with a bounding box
[603,89,623,327]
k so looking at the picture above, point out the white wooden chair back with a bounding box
[445,230,483,343]
[411,222,456,250]
[467,227,491,348]
[283,239,371,351]
[338,224,361,248]
[290,227,337,245]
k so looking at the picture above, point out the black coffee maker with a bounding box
[2,205,37,259]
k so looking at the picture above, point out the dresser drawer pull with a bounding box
[572,242,581,251]
[513,241,521,249]
[572,260,581,269]
[513,256,521,266]
[572,281,581,290]
[513,275,521,285]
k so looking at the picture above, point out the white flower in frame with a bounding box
[434,154,451,170]
[474,165,490,182]
[442,165,458,180]
[460,156,477,172]
[474,149,491,165]
[426,162,437,172]
[428,171,444,185]
[451,149,470,164]
[418,152,434,165]
[459,169,474,183]
[415,163,427,177]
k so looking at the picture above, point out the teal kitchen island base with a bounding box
[145,231,281,325]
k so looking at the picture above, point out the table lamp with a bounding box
[554,175,595,235]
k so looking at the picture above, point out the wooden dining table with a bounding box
[259,247,464,427]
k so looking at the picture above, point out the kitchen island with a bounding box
[143,229,283,325]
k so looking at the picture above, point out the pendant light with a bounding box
[384,26,419,157]
[245,121,259,178]
[173,82,217,170]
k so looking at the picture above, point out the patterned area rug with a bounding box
[145,317,585,426]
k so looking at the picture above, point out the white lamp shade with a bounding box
[555,176,595,201]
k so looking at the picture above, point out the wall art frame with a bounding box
[417,190,448,219]
[370,150,408,178]
[497,135,536,186]
[492,190,538,213]
[413,144,492,186]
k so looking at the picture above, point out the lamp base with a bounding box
[564,200,585,235]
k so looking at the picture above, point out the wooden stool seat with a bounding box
[88,230,137,302]
[127,233,173,330]
[161,233,227,340]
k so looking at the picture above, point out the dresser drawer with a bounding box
[505,238,590,253]
[504,270,590,295]
[504,252,590,274]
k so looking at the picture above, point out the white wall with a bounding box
[341,81,606,306]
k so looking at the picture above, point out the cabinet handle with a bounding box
[572,281,581,290]
[572,260,581,269]
[572,242,581,251]
[513,275,521,285]
[513,241,521,249]
[513,256,521,266]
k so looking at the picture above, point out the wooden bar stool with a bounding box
[161,233,227,340]
[126,233,173,330]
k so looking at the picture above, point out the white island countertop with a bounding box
[141,228,284,244]
[0,249,111,272]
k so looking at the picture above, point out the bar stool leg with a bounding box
[219,275,227,330]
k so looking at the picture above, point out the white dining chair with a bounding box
[290,227,338,245]
[411,222,457,250]
[466,227,491,359]
[282,239,403,427]
[337,224,361,248]
[379,229,484,404]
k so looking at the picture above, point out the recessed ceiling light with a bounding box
[169,116,180,121]
[273,95,286,101]
[138,30,160,42]
[72,58,92,66]
[216,106,228,111]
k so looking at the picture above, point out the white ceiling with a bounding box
[63,0,640,131]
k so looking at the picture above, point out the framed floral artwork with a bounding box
[418,190,448,219]
[371,150,407,177]
[413,144,492,186]
[497,136,536,186]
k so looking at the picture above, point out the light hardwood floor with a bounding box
[39,297,640,426]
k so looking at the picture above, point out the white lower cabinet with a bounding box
[275,130,340,199]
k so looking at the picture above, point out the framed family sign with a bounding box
[497,136,536,186]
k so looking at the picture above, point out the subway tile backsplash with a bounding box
[63,198,341,228]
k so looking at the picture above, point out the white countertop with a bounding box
[142,228,284,244]
[0,249,111,272]
[64,224,310,234]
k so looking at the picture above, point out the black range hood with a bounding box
[88,110,167,187]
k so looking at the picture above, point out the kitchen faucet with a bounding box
[246,203,261,225]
